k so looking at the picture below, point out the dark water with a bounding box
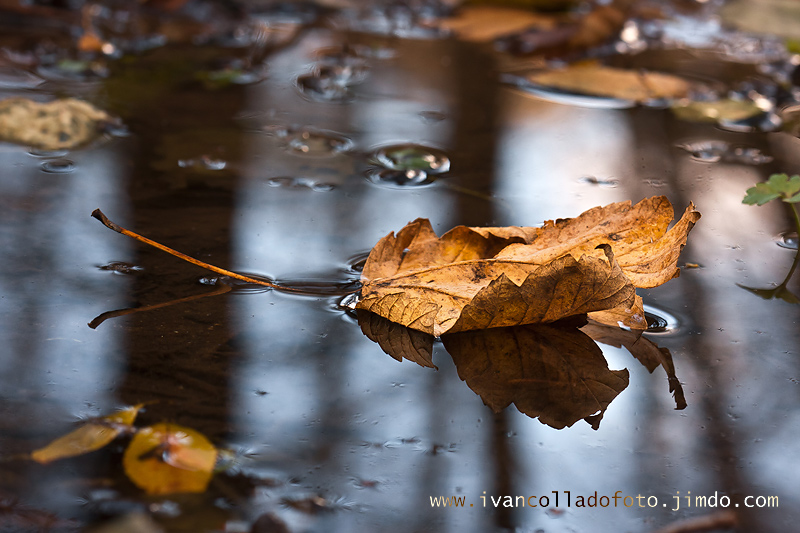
[0,4,799,533]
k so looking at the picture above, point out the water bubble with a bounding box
[296,73,353,103]
[365,168,434,187]
[643,305,680,334]
[371,144,450,174]
[40,159,75,174]
[677,140,772,165]
[98,261,143,274]
[283,128,354,157]
[267,177,335,191]
[777,231,798,250]
[178,156,228,170]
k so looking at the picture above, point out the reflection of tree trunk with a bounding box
[104,48,248,440]
[451,40,500,227]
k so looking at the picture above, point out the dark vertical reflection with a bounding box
[102,46,245,441]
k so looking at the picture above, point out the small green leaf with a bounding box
[743,173,800,205]
[743,183,781,205]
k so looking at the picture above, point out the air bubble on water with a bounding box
[677,140,772,164]
[372,144,450,174]
[98,261,144,274]
[296,73,354,103]
[366,168,434,187]
[267,177,335,191]
[40,159,75,174]
[283,128,354,157]
[777,231,798,250]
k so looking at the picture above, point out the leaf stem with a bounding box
[91,209,300,292]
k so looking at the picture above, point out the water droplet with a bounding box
[677,140,772,165]
[178,156,228,170]
[40,159,75,174]
[777,231,798,250]
[579,175,618,187]
[296,73,354,103]
[372,144,450,174]
[643,305,680,334]
[267,177,335,191]
[98,261,143,274]
[284,128,354,157]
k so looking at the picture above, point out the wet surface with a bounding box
[0,2,799,532]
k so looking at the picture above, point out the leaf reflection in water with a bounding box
[358,311,686,429]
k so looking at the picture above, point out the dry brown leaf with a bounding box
[443,324,629,429]
[357,196,699,336]
[526,64,691,102]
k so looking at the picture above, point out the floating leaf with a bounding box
[721,0,800,40]
[357,197,700,336]
[0,97,116,150]
[743,173,800,205]
[31,404,143,464]
[672,99,764,124]
[524,64,691,102]
[443,324,629,429]
[123,423,217,495]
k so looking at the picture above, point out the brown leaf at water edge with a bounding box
[357,196,700,336]
[31,404,144,464]
[357,310,436,368]
[442,324,629,429]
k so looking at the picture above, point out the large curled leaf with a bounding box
[123,423,217,495]
[31,404,143,464]
[357,196,700,336]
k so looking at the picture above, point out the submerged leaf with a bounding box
[0,97,116,150]
[525,64,691,102]
[443,324,629,429]
[357,196,700,335]
[31,405,143,464]
[123,423,217,495]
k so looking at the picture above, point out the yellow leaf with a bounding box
[31,404,143,464]
[357,196,699,336]
[123,423,217,495]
